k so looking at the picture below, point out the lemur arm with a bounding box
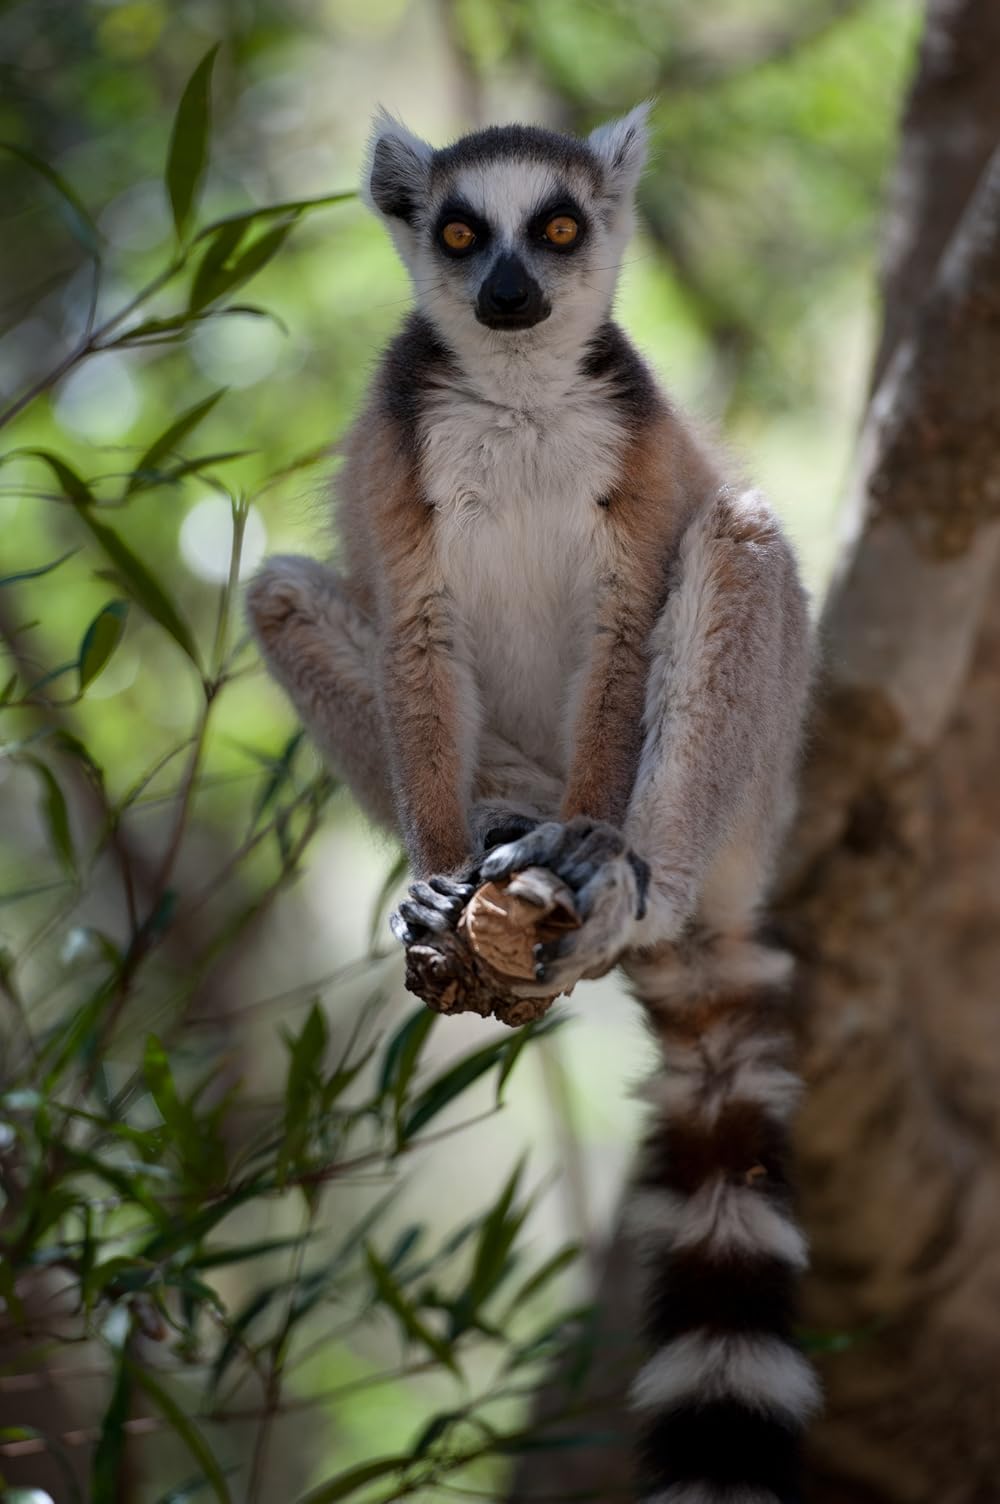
[624,485,812,943]
[372,461,478,881]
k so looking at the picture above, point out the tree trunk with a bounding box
[510,2,1000,1499]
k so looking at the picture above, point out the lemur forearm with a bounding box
[626,487,811,940]
[373,474,478,878]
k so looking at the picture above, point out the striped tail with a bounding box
[626,940,820,1504]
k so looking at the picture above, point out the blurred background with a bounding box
[0,2,921,1500]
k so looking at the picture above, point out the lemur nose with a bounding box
[487,256,530,311]
[476,252,549,328]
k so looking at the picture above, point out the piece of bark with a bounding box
[403,866,581,1027]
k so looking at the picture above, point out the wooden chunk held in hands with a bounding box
[403,866,582,1027]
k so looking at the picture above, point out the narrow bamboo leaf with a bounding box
[365,1245,458,1373]
[279,1001,328,1181]
[5,448,95,504]
[367,848,408,950]
[126,390,226,494]
[378,1006,435,1101]
[24,756,75,874]
[504,1242,580,1313]
[166,45,219,238]
[188,220,297,311]
[131,1366,232,1504]
[143,1035,203,1171]
[75,510,199,666]
[147,449,252,487]
[188,221,248,311]
[90,1352,131,1504]
[193,189,356,244]
[0,670,17,703]
[400,1035,513,1142]
[108,303,282,347]
[0,548,78,587]
[78,600,128,692]
[2,142,101,254]
[295,1455,410,1504]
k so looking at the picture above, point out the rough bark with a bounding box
[510,3,1000,1500]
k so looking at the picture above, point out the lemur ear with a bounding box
[587,101,652,200]
[363,108,433,225]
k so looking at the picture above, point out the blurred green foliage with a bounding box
[0,1,918,1499]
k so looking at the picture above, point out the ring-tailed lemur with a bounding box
[248,104,817,1504]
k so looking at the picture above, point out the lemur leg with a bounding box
[482,489,811,996]
[246,555,397,830]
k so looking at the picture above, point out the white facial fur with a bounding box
[363,105,650,406]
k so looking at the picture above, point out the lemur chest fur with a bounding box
[419,383,625,770]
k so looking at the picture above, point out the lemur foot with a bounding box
[390,814,540,946]
[479,816,649,994]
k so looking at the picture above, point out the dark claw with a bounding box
[399,898,450,934]
[627,852,650,919]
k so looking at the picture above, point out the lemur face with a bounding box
[364,109,649,362]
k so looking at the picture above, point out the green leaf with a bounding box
[188,219,297,312]
[367,848,408,950]
[366,1244,458,1373]
[504,1242,579,1313]
[143,1035,203,1170]
[194,189,356,244]
[126,390,226,495]
[295,1456,410,1504]
[400,1035,514,1143]
[132,1366,232,1504]
[24,756,75,874]
[74,511,199,666]
[279,1001,328,1182]
[1,142,101,254]
[166,45,219,238]
[90,1352,131,1504]
[0,549,78,587]
[4,448,96,504]
[78,600,128,692]
[378,1006,436,1102]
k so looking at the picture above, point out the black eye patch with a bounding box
[433,200,491,257]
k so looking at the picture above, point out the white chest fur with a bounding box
[419,380,624,773]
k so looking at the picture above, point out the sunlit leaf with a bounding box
[0,549,78,587]
[78,600,128,692]
[126,390,226,494]
[3,448,96,505]
[188,219,297,312]
[74,510,199,666]
[166,45,219,238]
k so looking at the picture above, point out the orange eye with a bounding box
[441,221,476,251]
[544,214,579,246]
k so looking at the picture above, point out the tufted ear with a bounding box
[588,101,652,200]
[363,108,433,226]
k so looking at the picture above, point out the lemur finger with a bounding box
[481,814,540,851]
[428,874,477,902]
[558,826,626,888]
[389,910,418,946]
[479,821,566,880]
[398,898,451,934]
[409,880,464,918]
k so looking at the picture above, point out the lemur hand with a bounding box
[479,816,649,993]
[390,814,543,945]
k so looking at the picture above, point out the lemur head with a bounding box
[363,105,649,368]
